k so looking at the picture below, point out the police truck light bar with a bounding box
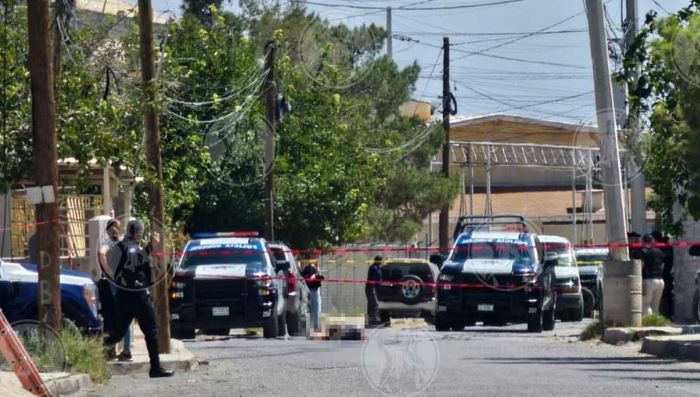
[193,231,259,238]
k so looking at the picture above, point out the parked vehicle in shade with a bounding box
[436,215,557,333]
[0,259,101,334]
[269,242,310,336]
[574,247,607,317]
[169,232,287,339]
[375,259,439,324]
[540,235,584,322]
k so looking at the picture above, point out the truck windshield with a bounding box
[543,242,575,267]
[449,242,533,263]
[181,248,267,272]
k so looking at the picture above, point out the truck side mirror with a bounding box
[544,252,559,269]
[429,254,445,267]
[689,245,700,257]
[275,260,290,272]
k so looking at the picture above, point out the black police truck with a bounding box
[169,232,287,339]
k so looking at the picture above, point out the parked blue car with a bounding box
[0,259,101,333]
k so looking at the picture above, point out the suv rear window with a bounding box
[182,247,267,272]
[381,263,434,281]
[543,242,575,266]
[449,241,533,263]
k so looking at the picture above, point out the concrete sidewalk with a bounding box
[601,325,700,363]
[0,371,91,396]
[641,335,700,361]
[108,326,197,375]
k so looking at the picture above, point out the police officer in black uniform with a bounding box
[366,256,383,327]
[104,220,173,378]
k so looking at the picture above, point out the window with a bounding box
[182,248,267,273]
[449,242,533,263]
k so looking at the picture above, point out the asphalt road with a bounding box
[83,320,700,397]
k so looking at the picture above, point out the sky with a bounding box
[148,0,690,125]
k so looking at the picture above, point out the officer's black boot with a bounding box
[149,366,174,378]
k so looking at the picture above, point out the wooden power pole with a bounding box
[137,0,170,352]
[26,0,62,332]
[264,41,276,241]
[439,36,450,255]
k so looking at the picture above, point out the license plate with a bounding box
[477,304,494,312]
[212,306,229,316]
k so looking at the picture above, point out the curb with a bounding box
[44,373,91,396]
[108,339,197,376]
[641,335,700,362]
[601,326,682,345]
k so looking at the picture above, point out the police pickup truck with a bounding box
[0,259,101,333]
[169,233,287,339]
[435,215,557,333]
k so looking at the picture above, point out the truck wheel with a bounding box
[527,305,543,333]
[172,327,195,340]
[435,314,450,331]
[450,321,465,331]
[543,303,556,331]
[379,312,391,325]
[263,314,279,339]
[569,306,584,322]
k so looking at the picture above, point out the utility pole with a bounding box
[439,37,450,255]
[27,0,62,332]
[386,7,392,60]
[625,0,646,235]
[137,0,170,352]
[264,41,276,241]
[585,0,640,327]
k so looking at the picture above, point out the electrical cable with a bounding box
[302,0,523,11]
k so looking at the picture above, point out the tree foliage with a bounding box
[622,0,700,235]
[1,3,459,248]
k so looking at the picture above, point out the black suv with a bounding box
[169,233,287,339]
[376,259,439,324]
[269,243,310,336]
[435,216,557,333]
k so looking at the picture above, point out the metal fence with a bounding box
[317,245,429,316]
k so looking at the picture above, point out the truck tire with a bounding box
[543,303,556,331]
[527,305,543,333]
[263,314,278,339]
[287,310,308,336]
[435,314,450,331]
[569,306,584,322]
[277,310,287,337]
[172,327,196,340]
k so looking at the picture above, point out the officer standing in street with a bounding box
[104,219,173,378]
[366,256,383,327]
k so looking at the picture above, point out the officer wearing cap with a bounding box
[104,219,173,378]
[366,256,383,327]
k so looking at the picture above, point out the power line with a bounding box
[393,29,587,36]
[451,9,586,62]
[302,0,523,11]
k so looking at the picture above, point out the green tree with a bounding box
[622,0,700,235]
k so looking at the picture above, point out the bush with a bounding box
[580,321,605,341]
[61,329,111,384]
[642,313,672,327]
